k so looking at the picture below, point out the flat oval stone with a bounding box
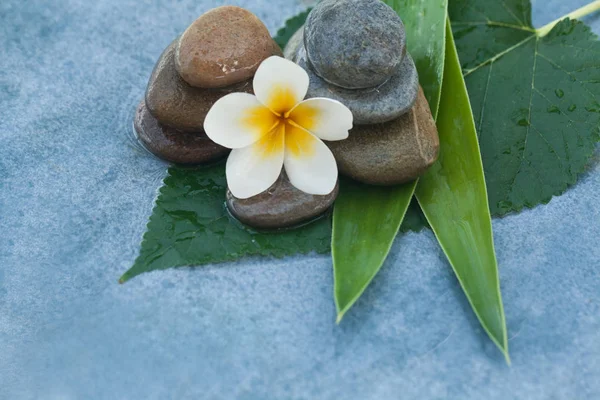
[175,6,282,88]
[145,40,254,132]
[304,0,406,89]
[226,172,338,230]
[293,44,419,125]
[327,87,439,185]
[134,101,230,165]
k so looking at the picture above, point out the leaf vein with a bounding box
[452,21,535,32]
[508,38,538,196]
[464,34,535,77]
[536,51,600,103]
[477,62,494,141]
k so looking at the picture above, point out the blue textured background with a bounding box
[1,0,599,398]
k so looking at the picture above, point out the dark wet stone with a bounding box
[145,40,254,132]
[134,101,230,165]
[304,0,406,89]
[175,6,282,89]
[226,172,338,230]
[292,44,419,125]
[327,87,439,185]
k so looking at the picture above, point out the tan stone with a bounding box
[145,40,253,132]
[175,6,282,88]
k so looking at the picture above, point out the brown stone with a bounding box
[327,87,439,185]
[175,6,283,88]
[145,40,254,132]
[226,172,338,230]
[134,101,230,165]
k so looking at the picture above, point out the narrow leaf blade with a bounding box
[333,180,416,321]
[332,0,448,320]
[415,21,509,360]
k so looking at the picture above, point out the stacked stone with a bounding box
[285,0,440,185]
[135,6,282,164]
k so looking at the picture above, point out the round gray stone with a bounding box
[293,44,419,125]
[304,0,406,89]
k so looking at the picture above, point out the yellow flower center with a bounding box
[242,85,322,158]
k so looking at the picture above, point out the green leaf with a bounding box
[386,0,449,116]
[450,0,600,215]
[415,21,509,361]
[333,180,416,321]
[332,0,448,320]
[120,164,331,283]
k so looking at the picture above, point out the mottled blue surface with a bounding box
[1,0,599,399]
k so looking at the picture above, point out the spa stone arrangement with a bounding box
[134,0,439,230]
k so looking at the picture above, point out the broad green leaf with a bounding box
[450,0,600,215]
[120,165,331,283]
[332,0,448,320]
[415,21,509,361]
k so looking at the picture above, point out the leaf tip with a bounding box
[500,342,511,366]
[504,351,512,366]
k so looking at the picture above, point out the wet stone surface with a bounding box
[134,101,230,165]
[226,172,339,230]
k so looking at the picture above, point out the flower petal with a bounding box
[289,98,353,141]
[226,123,285,199]
[204,93,278,149]
[284,123,337,195]
[254,56,309,115]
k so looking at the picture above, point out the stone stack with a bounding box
[135,6,282,164]
[285,0,440,185]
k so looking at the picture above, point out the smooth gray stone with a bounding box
[304,0,406,89]
[292,44,419,125]
[227,172,338,229]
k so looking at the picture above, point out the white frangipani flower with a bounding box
[204,56,353,199]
